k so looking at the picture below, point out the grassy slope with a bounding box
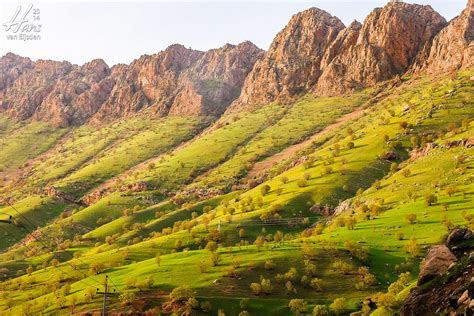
[0,120,67,171]
[191,92,370,189]
[0,71,472,315]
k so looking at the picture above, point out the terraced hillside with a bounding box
[0,1,473,314]
[0,69,471,315]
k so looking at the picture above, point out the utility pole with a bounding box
[97,275,117,316]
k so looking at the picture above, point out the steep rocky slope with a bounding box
[316,2,446,95]
[1,1,472,123]
[401,228,473,315]
[230,8,345,108]
[0,42,262,126]
[413,0,474,74]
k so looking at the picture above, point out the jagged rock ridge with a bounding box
[0,42,262,126]
[1,1,472,123]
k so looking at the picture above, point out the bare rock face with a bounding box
[1,59,73,120]
[413,0,474,74]
[418,245,457,285]
[91,44,204,123]
[0,42,261,126]
[0,53,33,95]
[169,41,263,116]
[33,59,111,127]
[316,2,446,96]
[230,8,345,109]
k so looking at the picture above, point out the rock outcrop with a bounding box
[417,245,457,285]
[413,0,474,74]
[401,228,474,316]
[0,1,472,122]
[230,8,345,109]
[316,2,446,96]
[0,42,262,126]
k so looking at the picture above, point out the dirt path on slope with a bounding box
[244,106,367,180]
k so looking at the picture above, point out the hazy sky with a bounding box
[0,0,467,66]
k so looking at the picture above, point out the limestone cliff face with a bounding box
[169,41,263,116]
[0,59,73,120]
[413,0,474,74]
[91,44,204,123]
[315,2,446,96]
[0,53,34,96]
[0,42,261,126]
[0,1,472,123]
[230,8,345,109]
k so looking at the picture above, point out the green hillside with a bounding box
[0,70,472,315]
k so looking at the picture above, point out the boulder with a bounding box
[418,245,457,285]
[446,228,473,249]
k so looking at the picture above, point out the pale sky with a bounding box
[0,0,467,66]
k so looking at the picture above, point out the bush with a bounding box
[169,285,195,303]
[264,260,275,270]
[297,179,307,188]
[260,185,271,196]
[250,283,261,295]
[260,278,273,294]
[329,298,346,315]
[405,213,417,224]
[312,305,329,316]
[288,299,307,315]
[424,194,437,206]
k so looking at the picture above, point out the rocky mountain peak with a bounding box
[229,8,345,109]
[413,0,473,74]
[315,2,446,96]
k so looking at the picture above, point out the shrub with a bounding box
[297,179,307,188]
[264,260,275,271]
[260,278,273,294]
[288,299,307,315]
[405,238,420,257]
[424,194,437,206]
[312,305,329,316]
[405,213,417,224]
[250,283,262,295]
[329,298,346,315]
[169,285,195,304]
[310,278,323,291]
[198,260,210,273]
[260,185,271,196]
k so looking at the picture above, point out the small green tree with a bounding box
[425,194,437,206]
[312,305,329,316]
[288,299,307,315]
[260,185,271,196]
[250,282,262,295]
[405,213,417,224]
[329,298,346,315]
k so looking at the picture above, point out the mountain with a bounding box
[0,42,262,126]
[0,2,472,314]
[1,1,472,122]
[316,2,446,95]
[413,0,474,74]
[230,8,345,109]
